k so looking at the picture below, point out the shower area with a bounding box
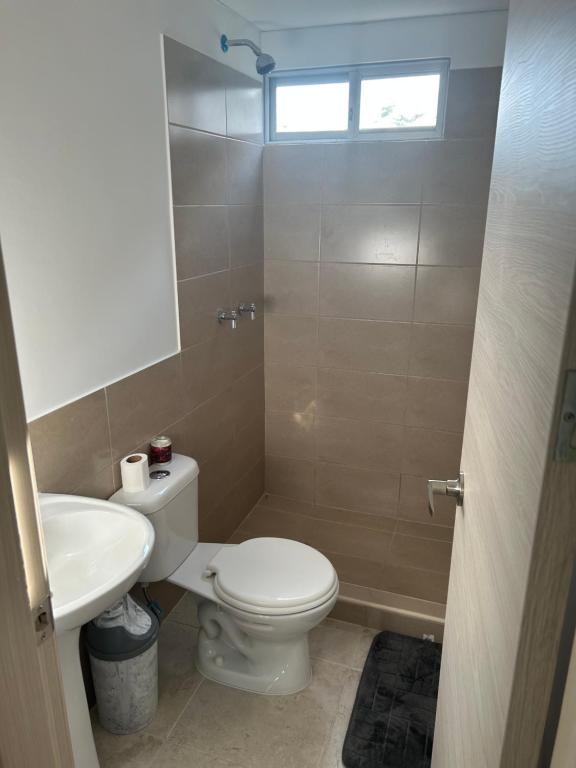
[164,35,500,635]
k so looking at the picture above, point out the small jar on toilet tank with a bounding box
[150,436,172,464]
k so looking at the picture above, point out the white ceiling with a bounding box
[219,0,508,31]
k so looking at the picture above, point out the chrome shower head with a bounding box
[255,52,276,75]
[220,35,276,75]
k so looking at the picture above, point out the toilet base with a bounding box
[195,601,312,695]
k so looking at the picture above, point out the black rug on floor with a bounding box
[342,631,442,768]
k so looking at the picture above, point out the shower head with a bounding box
[220,34,276,75]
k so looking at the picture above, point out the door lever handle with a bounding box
[427,472,465,517]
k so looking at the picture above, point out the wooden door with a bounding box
[0,244,74,767]
[432,0,576,766]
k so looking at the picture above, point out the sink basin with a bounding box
[41,493,154,632]
[39,493,155,768]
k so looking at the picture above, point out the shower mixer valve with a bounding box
[217,309,239,329]
[238,302,257,320]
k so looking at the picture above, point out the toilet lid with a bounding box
[205,538,338,615]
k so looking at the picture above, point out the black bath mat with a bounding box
[342,631,442,768]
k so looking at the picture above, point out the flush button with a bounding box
[150,470,171,480]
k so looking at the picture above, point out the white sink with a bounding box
[39,494,154,768]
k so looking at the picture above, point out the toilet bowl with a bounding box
[110,454,338,695]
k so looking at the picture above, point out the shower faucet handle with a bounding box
[217,309,239,330]
[427,473,465,517]
[238,302,257,320]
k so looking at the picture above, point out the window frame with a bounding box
[265,58,450,144]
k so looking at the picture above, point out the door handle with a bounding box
[427,472,465,517]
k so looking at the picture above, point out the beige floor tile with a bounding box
[168,592,199,628]
[92,718,163,768]
[168,659,345,768]
[154,740,241,767]
[350,627,379,671]
[318,669,361,768]
[146,621,203,740]
[309,619,374,668]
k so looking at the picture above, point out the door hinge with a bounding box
[555,370,576,462]
[33,594,54,644]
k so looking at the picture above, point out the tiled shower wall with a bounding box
[28,38,265,610]
[236,68,501,608]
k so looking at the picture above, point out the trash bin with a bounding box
[86,595,160,734]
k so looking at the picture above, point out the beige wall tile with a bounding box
[72,465,115,499]
[170,126,227,205]
[265,411,315,459]
[322,141,424,204]
[244,505,394,562]
[317,417,404,472]
[264,260,319,315]
[318,318,411,374]
[229,263,263,309]
[265,455,315,501]
[265,364,316,414]
[315,462,399,516]
[405,376,468,431]
[173,206,229,280]
[264,315,317,366]
[445,67,502,140]
[320,205,419,264]
[167,387,233,465]
[258,495,397,534]
[106,356,186,460]
[164,37,227,134]
[229,365,265,436]
[204,459,265,543]
[225,72,264,145]
[326,550,449,603]
[391,533,453,574]
[180,332,233,410]
[178,271,230,350]
[409,323,475,380]
[399,474,457,527]
[402,427,463,478]
[264,204,321,261]
[317,369,406,424]
[414,266,480,324]
[264,144,323,204]
[228,205,263,268]
[396,519,454,542]
[29,390,111,494]
[226,140,262,205]
[229,314,264,381]
[319,263,415,321]
[418,205,487,267]
[422,139,494,205]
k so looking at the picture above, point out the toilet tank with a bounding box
[110,453,199,583]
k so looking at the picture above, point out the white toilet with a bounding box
[110,454,338,695]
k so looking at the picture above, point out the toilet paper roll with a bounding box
[120,453,150,493]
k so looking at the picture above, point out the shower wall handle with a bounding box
[238,302,257,320]
[427,473,465,517]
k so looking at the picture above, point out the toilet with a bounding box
[110,454,338,695]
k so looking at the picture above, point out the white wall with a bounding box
[261,11,508,71]
[0,0,260,421]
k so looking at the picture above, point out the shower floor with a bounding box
[92,594,376,768]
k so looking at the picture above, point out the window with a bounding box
[266,59,449,143]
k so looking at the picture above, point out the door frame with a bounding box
[0,241,74,767]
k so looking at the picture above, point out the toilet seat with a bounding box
[205,537,338,616]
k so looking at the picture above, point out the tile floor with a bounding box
[92,593,376,768]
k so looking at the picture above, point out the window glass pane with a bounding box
[359,74,441,131]
[275,81,349,134]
